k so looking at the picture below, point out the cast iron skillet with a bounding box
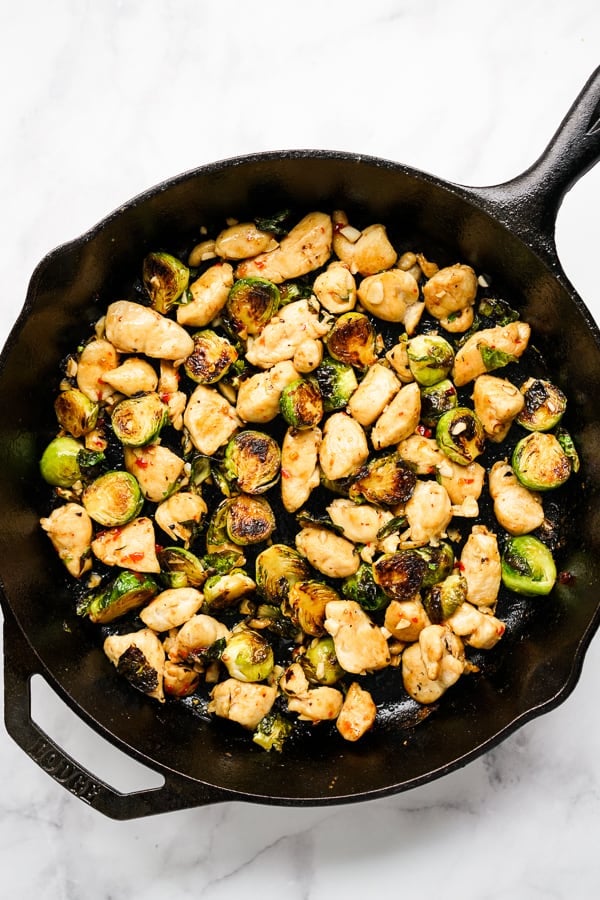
[1,68,600,820]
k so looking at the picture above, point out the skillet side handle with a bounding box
[472,66,600,262]
[2,612,229,819]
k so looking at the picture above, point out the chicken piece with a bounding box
[154,491,208,545]
[209,679,277,729]
[124,445,186,503]
[488,461,545,535]
[40,502,93,578]
[472,374,525,442]
[398,434,446,475]
[347,363,400,426]
[105,301,194,363]
[402,624,465,703]
[176,262,234,327]
[163,661,201,698]
[76,339,120,402]
[384,597,431,643]
[104,628,165,702]
[370,382,421,450]
[91,516,160,573]
[184,384,241,455]
[326,498,393,544]
[332,211,397,275]
[324,600,391,674]
[293,338,323,373]
[236,360,300,423]
[244,298,330,369]
[100,357,158,396]
[279,662,311,696]
[446,602,506,650]
[287,686,344,722]
[460,525,501,608]
[336,682,377,742]
[139,588,204,632]
[313,261,357,314]
[422,264,478,331]
[169,614,230,664]
[385,340,414,382]
[404,480,452,546]
[281,426,321,513]
[436,458,486,504]
[295,527,359,579]
[452,321,531,387]
[319,412,369,480]
[214,222,278,259]
[236,212,333,283]
[357,269,421,324]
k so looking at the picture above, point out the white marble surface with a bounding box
[2,0,600,896]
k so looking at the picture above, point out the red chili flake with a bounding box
[456,560,466,571]
[125,552,145,564]
[416,424,432,438]
[159,392,171,403]
[135,457,149,469]
[497,623,506,636]
[281,468,290,479]
[558,571,576,586]
[254,259,265,269]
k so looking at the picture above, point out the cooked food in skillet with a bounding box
[38,210,579,751]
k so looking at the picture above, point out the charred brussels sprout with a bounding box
[279,378,323,428]
[313,356,358,411]
[226,277,280,337]
[349,452,417,506]
[422,572,467,623]
[420,379,458,427]
[288,580,340,635]
[142,251,189,314]
[78,571,159,623]
[40,436,83,487]
[302,636,344,685]
[252,712,293,752]
[223,430,281,494]
[255,544,310,605]
[82,470,143,526]
[516,378,567,432]
[436,406,485,465]
[501,535,557,596]
[512,432,572,491]
[407,334,454,386]
[158,546,207,588]
[224,494,276,546]
[342,563,389,611]
[111,392,168,447]
[54,389,99,438]
[325,312,378,370]
[184,329,238,384]
[373,550,428,601]
[415,542,455,588]
[221,629,274,682]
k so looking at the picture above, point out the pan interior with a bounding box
[1,152,599,803]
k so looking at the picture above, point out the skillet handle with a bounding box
[2,612,230,819]
[470,65,600,262]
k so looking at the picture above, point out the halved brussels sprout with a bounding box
[183,329,238,384]
[415,542,455,588]
[349,452,417,506]
[325,312,378,370]
[223,430,281,494]
[225,277,280,337]
[516,378,567,432]
[512,432,572,491]
[111,392,168,447]
[205,499,241,555]
[255,544,310,604]
[287,580,340,635]
[407,334,454,386]
[501,535,557,596]
[221,628,274,682]
[302,636,344,685]
[54,389,99,438]
[279,378,323,429]
[313,356,358,411]
[203,568,256,610]
[40,436,83,487]
[142,251,189,314]
[82,470,144,526]
[373,550,427,601]
[341,563,389,611]
[224,494,276,546]
[252,712,293,752]
[420,379,458,427]
[422,572,468,623]
[77,570,160,624]
[556,428,580,474]
[436,406,485,465]
[158,546,207,588]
